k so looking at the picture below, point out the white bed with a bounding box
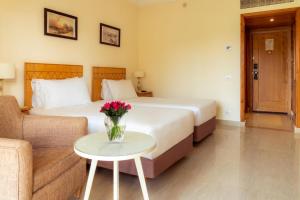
[30,101,194,160]
[124,97,216,127]
[94,68,217,143]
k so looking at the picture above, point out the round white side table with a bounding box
[74,132,156,200]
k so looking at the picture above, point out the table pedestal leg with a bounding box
[114,161,119,200]
[84,159,98,200]
[134,157,150,200]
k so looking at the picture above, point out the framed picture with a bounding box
[100,23,121,47]
[44,8,78,40]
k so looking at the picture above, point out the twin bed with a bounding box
[24,63,216,178]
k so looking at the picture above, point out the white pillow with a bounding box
[101,79,113,100]
[106,79,137,100]
[31,79,46,108]
[32,77,91,109]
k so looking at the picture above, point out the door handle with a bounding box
[253,63,259,80]
[254,71,259,80]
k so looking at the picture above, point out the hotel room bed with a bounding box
[92,67,217,142]
[24,63,195,178]
[30,102,194,178]
[30,101,194,160]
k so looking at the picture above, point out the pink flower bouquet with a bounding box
[100,101,132,142]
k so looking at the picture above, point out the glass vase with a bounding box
[104,116,126,142]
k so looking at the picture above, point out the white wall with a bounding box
[0,0,138,105]
[137,0,300,121]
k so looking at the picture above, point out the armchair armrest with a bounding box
[23,115,88,148]
[0,138,32,200]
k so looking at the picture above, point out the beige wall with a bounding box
[1,0,300,121]
[0,0,138,105]
[138,0,300,121]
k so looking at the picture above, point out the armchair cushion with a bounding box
[32,159,86,200]
[23,115,88,148]
[33,147,81,192]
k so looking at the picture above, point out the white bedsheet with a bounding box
[30,101,194,160]
[125,97,216,126]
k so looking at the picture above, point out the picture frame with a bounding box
[44,8,78,40]
[100,23,121,47]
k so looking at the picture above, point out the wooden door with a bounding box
[252,28,291,113]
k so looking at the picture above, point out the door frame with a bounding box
[240,7,300,127]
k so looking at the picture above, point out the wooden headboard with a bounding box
[24,63,83,108]
[92,67,126,101]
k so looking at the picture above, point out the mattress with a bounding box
[125,97,216,126]
[30,101,194,160]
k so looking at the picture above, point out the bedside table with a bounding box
[137,91,153,97]
[21,106,31,115]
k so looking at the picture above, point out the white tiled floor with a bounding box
[80,124,300,200]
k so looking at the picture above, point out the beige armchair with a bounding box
[0,96,88,200]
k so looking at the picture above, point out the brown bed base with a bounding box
[193,117,216,142]
[99,134,193,179]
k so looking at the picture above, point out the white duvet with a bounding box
[30,101,194,160]
[125,97,216,126]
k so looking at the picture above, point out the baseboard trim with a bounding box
[217,119,245,127]
[294,126,300,138]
